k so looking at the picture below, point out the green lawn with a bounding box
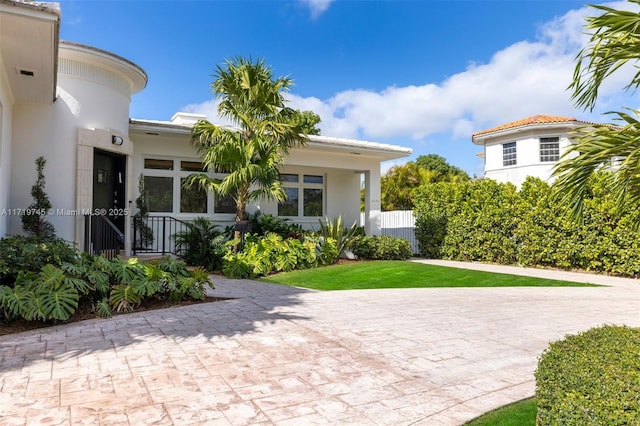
[259,261,599,290]
[464,398,537,426]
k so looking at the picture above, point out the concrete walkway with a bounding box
[1,261,638,425]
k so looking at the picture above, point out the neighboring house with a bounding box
[472,114,600,187]
[0,0,411,255]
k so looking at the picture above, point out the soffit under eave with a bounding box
[0,1,59,103]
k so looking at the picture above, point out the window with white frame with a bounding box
[278,173,324,217]
[503,142,517,167]
[142,158,234,214]
[540,137,560,162]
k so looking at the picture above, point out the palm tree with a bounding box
[187,57,307,239]
[553,2,640,219]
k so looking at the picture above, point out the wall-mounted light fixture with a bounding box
[112,135,124,146]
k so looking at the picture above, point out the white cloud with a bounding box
[299,0,334,19]
[182,2,639,143]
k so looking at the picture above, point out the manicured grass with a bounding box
[464,398,537,426]
[259,261,599,290]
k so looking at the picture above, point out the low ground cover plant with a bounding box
[535,325,640,425]
[0,236,213,324]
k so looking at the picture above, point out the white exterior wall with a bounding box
[285,147,381,232]
[8,45,139,241]
[0,56,14,237]
[483,129,574,187]
[131,133,364,231]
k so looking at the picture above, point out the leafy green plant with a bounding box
[133,175,154,249]
[222,233,326,278]
[317,215,359,259]
[109,283,141,313]
[95,297,112,318]
[412,175,640,277]
[246,211,303,239]
[0,236,79,286]
[22,156,56,239]
[0,264,82,322]
[536,325,640,425]
[172,217,227,271]
[350,235,412,260]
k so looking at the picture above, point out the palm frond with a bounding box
[552,109,640,220]
[570,2,640,111]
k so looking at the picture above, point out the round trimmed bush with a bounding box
[535,325,640,425]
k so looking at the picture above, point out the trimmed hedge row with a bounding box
[413,174,640,277]
[350,235,413,260]
[535,325,640,425]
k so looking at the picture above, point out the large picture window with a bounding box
[144,176,173,212]
[142,158,234,215]
[503,142,517,167]
[278,173,324,217]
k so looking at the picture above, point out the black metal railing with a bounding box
[84,214,125,260]
[132,215,189,256]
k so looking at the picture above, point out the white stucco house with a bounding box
[0,0,411,256]
[472,114,599,187]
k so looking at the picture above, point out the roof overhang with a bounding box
[60,41,147,94]
[471,121,583,145]
[0,0,60,103]
[129,119,412,161]
[305,134,412,161]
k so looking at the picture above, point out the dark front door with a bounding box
[89,149,126,258]
[93,149,126,233]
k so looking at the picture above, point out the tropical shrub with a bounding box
[172,217,228,271]
[0,236,215,324]
[535,325,640,425]
[246,211,304,239]
[222,233,336,279]
[350,235,412,260]
[317,215,359,258]
[0,236,79,285]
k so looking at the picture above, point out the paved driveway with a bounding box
[1,261,638,425]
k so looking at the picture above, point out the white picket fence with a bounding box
[361,210,418,254]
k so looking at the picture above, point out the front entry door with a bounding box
[90,149,126,257]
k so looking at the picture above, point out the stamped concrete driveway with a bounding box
[1,260,639,425]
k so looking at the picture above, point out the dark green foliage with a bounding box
[0,237,214,324]
[0,265,82,322]
[222,233,336,279]
[246,211,303,239]
[172,217,228,271]
[283,109,321,135]
[535,325,640,425]
[0,236,79,286]
[22,156,56,239]
[413,174,640,277]
[317,215,359,258]
[415,153,470,181]
[350,235,412,260]
[133,175,154,249]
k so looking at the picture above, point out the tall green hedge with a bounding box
[413,174,640,277]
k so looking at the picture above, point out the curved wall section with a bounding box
[8,42,147,244]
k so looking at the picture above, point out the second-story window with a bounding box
[540,137,560,162]
[503,142,517,167]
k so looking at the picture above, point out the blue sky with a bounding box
[58,0,639,176]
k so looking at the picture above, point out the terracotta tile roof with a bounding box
[472,115,579,138]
